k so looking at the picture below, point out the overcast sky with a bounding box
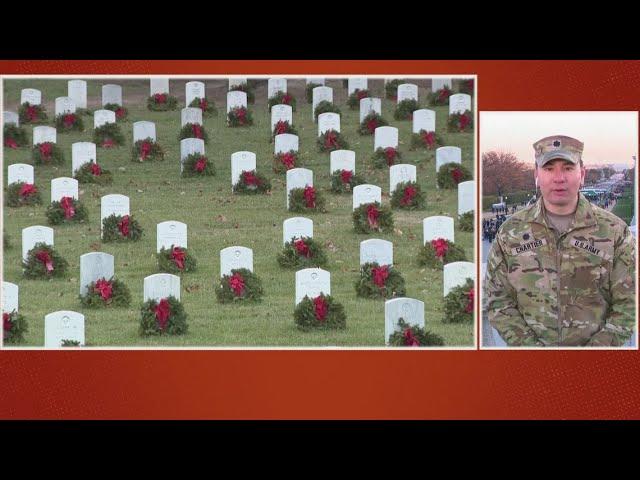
[480,111,638,167]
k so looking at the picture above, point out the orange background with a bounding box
[1,60,638,419]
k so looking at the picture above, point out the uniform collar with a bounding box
[526,193,597,230]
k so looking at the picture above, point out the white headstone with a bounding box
[295,268,331,305]
[79,252,115,296]
[360,239,393,266]
[229,78,247,90]
[268,78,287,98]
[312,86,333,121]
[306,78,325,85]
[397,83,418,103]
[384,298,425,344]
[44,311,85,348]
[220,246,254,277]
[2,282,19,313]
[359,97,382,123]
[51,177,79,202]
[318,112,340,135]
[231,151,257,188]
[133,121,157,142]
[7,164,34,185]
[181,107,203,127]
[348,78,368,95]
[157,221,188,253]
[93,109,116,128]
[68,80,87,109]
[54,97,76,116]
[374,126,399,151]
[100,194,130,236]
[227,91,247,113]
[72,142,97,175]
[271,104,293,130]
[330,150,356,174]
[431,78,451,91]
[389,164,417,193]
[179,138,205,172]
[449,93,472,115]
[286,168,313,209]
[3,111,19,126]
[458,180,475,215]
[436,146,462,172]
[143,273,181,302]
[185,81,206,106]
[412,109,436,133]
[20,88,41,106]
[283,217,314,244]
[102,84,123,106]
[150,78,170,95]
[353,184,382,210]
[22,226,54,261]
[443,262,475,296]
[274,134,299,154]
[423,216,455,244]
[33,126,56,145]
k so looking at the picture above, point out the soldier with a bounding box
[485,135,636,347]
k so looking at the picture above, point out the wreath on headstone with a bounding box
[227,107,254,127]
[317,130,349,153]
[46,197,89,225]
[428,86,453,106]
[272,120,298,139]
[147,93,178,111]
[181,153,215,177]
[372,146,402,168]
[102,214,144,242]
[157,245,198,274]
[288,186,327,213]
[79,277,132,308]
[233,170,271,194]
[277,236,328,269]
[305,82,323,103]
[458,211,474,232]
[216,268,264,303]
[74,161,113,185]
[139,295,188,336]
[410,129,444,151]
[103,103,128,121]
[347,89,370,109]
[178,123,209,143]
[229,83,255,104]
[458,79,474,95]
[355,262,406,299]
[273,150,300,174]
[447,110,473,133]
[5,182,42,207]
[330,169,365,193]
[93,123,125,148]
[3,310,28,344]
[188,97,217,117]
[32,142,65,165]
[385,79,405,100]
[443,278,474,324]
[22,242,69,279]
[3,124,28,148]
[18,102,48,124]
[61,340,82,347]
[131,138,165,162]
[388,318,445,346]
[417,238,467,270]
[390,181,426,210]
[394,99,420,120]
[352,202,394,234]
[294,293,346,331]
[313,100,341,120]
[358,112,389,135]
[268,91,297,112]
[437,162,472,189]
[55,113,84,132]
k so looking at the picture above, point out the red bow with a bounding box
[400,186,417,206]
[465,288,475,313]
[171,247,185,270]
[242,171,259,186]
[118,215,130,237]
[115,107,125,119]
[194,157,207,173]
[154,93,167,104]
[3,312,11,332]
[4,137,18,148]
[324,130,338,149]
[35,250,54,272]
[281,152,295,170]
[199,98,208,111]
[62,113,76,128]
[451,167,463,184]
[90,162,102,175]
[294,239,311,258]
[19,183,37,197]
[140,141,152,161]
[26,105,38,121]
[282,94,292,104]
[371,265,390,288]
[39,142,52,160]
[466,79,474,91]
[366,118,378,134]
[94,278,113,301]
[154,298,171,331]
[384,147,397,166]
[340,169,353,184]
[102,138,115,148]
[60,196,76,219]
[431,238,449,258]
[422,131,435,149]
[366,204,379,229]
[236,108,246,125]
[229,272,245,297]
[313,296,328,322]
[303,186,316,208]
[403,327,420,346]
[275,120,288,135]
[356,90,368,100]
[459,113,470,131]
[192,124,202,139]
[438,88,451,103]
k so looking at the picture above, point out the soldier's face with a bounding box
[536,159,585,209]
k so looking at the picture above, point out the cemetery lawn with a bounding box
[3,79,475,347]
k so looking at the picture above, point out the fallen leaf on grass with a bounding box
[394,228,403,235]
[216,215,227,222]
[325,241,338,252]
[185,284,201,293]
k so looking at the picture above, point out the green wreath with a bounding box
[294,293,346,331]
[347,89,370,109]
[458,211,474,232]
[317,130,349,153]
[74,161,113,185]
[22,242,68,279]
[93,122,125,148]
[437,162,472,189]
[215,268,264,303]
[131,138,165,162]
[79,277,131,308]
[227,107,254,127]
[417,239,467,270]
[189,97,217,117]
[45,197,89,225]
[3,124,28,148]
[410,130,444,151]
[352,202,394,234]
[390,181,426,210]
[355,262,406,299]
[147,93,178,111]
[181,153,215,177]
[385,79,405,100]
[18,102,48,124]
[272,120,298,139]
[358,112,389,135]
[447,110,473,133]
[101,214,144,242]
[277,236,328,269]
[3,310,28,344]
[5,181,42,207]
[268,91,297,112]
[372,147,402,168]
[330,169,365,193]
[157,245,198,274]
[273,150,300,173]
[458,79,474,95]
[428,87,453,106]
[55,113,85,132]
[443,278,474,324]
[139,296,188,336]
[313,100,341,120]
[233,170,271,194]
[288,186,327,213]
[394,99,420,120]
[388,318,445,346]
[178,122,209,143]
[103,103,128,121]
[32,142,65,166]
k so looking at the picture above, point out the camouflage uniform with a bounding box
[486,193,636,346]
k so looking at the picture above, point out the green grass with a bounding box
[612,188,634,225]
[3,78,475,347]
